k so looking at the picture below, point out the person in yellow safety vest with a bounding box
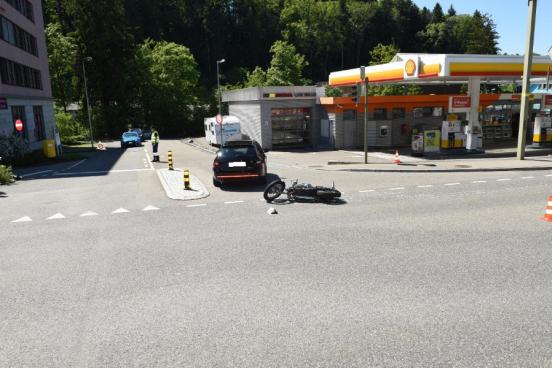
[151,128,160,162]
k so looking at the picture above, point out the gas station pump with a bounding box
[532,115,552,146]
[465,121,483,150]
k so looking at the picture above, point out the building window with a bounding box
[413,107,434,118]
[343,109,356,120]
[373,108,387,120]
[0,57,42,89]
[392,108,405,119]
[33,105,45,141]
[0,16,38,56]
[4,0,34,22]
[11,105,27,139]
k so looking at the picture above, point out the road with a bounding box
[1,141,552,367]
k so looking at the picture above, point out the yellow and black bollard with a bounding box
[183,169,191,190]
[168,150,174,170]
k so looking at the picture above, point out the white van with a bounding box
[204,116,242,146]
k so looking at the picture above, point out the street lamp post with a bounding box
[216,59,225,146]
[82,57,94,149]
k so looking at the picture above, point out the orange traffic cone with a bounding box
[543,195,552,222]
[393,150,401,164]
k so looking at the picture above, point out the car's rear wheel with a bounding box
[263,180,285,202]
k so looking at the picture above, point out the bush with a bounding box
[0,164,14,185]
[55,110,90,144]
[0,135,31,164]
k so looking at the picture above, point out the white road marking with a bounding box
[12,216,32,223]
[21,169,52,178]
[186,204,207,208]
[472,180,487,184]
[389,187,405,191]
[444,183,461,186]
[111,208,130,214]
[80,211,98,217]
[496,178,512,181]
[64,159,86,171]
[545,174,552,177]
[142,205,159,211]
[144,150,155,170]
[224,200,244,204]
[46,213,66,220]
[417,185,433,188]
[521,176,535,179]
[359,189,376,193]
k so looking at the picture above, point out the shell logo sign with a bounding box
[405,59,417,76]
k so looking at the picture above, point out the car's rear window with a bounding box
[220,146,257,158]
[123,132,138,138]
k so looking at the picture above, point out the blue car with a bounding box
[120,131,141,148]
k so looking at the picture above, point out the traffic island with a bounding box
[156,168,209,200]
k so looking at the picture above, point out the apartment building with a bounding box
[0,0,54,150]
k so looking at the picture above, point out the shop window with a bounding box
[392,108,405,119]
[271,107,311,147]
[33,105,45,141]
[374,108,387,120]
[432,107,443,117]
[343,109,356,120]
[413,107,433,118]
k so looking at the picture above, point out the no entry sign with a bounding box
[15,119,24,132]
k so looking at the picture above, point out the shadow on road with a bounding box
[0,191,7,198]
[268,197,347,206]
[218,173,282,193]
[15,145,129,180]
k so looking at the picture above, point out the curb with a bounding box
[156,168,210,200]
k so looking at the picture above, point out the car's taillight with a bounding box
[213,160,220,167]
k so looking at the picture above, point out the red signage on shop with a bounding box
[15,119,24,132]
[544,95,552,108]
[451,96,471,108]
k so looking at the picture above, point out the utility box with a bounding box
[42,140,56,158]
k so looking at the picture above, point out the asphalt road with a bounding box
[1,141,552,367]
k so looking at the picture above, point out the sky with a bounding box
[412,0,551,56]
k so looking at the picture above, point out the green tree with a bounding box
[244,67,267,87]
[45,22,77,112]
[369,43,399,65]
[136,40,200,135]
[465,11,499,54]
[447,4,457,17]
[431,3,444,23]
[265,40,310,86]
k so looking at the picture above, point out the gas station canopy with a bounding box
[328,53,552,86]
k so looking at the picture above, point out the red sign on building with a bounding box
[451,96,471,108]
[15,119,24,132]
[544,95,552,108]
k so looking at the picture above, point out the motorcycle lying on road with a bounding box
[263,179,341,203]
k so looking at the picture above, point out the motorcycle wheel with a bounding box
[263,180,285,202]
[315,189,341,202]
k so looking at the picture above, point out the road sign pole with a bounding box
[516,0,538,160]
[364,76,368,164]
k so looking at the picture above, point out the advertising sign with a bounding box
[451,96,471,108]
[423,130,440,152]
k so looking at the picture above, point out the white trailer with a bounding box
[204,116,241,146]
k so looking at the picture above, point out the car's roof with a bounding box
[223,139,256,147]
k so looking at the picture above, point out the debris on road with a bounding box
[267,207,278,215]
